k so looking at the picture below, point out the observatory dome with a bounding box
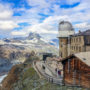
[59,21,74,31]
[58,21,75,37]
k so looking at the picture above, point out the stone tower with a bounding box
[58,21,75,58]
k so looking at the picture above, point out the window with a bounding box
[61,52,62,57]
[76,46,78,51]
[79,37,81,42]
[77,38,79,42]
[79,47,81,52]
[72,38,73,43]
[76,38,78,42]
[72,46,73,50]
[71,46,72,50]
[72,46,74,50]
[74,38,75,42]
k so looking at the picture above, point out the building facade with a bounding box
[58,21,75,58]
[70,30,90,54]
[58,21,90,58]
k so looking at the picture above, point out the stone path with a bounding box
[33,61,63,85]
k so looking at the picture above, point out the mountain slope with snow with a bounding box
[0,33,59,57]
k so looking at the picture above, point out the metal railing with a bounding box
[33,61,63,85]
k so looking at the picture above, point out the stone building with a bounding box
[70,30,90,54]
[58,21,75,58]
[58,21,90,58]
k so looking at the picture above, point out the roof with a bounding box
[61,52,90,66]
[75,52,90,66]
[59,21,74,31]
[73,30,90,36]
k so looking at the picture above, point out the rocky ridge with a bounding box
[0,32,59,62]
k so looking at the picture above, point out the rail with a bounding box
[33,61,63,85]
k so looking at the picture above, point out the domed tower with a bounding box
[58,21,75,58]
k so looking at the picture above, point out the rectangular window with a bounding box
[72,38,73,43]
[79,37,81,42]
[61,52,62,57]
[79,47,81,52]
[72,46,73,50]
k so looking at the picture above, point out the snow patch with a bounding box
[0,74,7,85]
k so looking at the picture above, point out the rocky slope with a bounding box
[0,59,12,75]
[0,55,85,90]
[0,32,59,62]
[0,32,59,85]
[0,44,31,62]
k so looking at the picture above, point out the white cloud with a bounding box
[0,4,13,20]
[28,0,49,8]
[0,3,18,32]
[1,0,90,39]
[15,0,90,34]
[11,31,27,36]
[74,22,90,30]
[0,11,12,20]
[0,20,18,30]
[11,15,68,37]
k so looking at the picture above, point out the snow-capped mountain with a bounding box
[3,32,59,47]
[1,32,59,56]
[27,32,59,47]
[27,32,41,40]
[0,32,59,78]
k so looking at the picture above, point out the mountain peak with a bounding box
[27,32,41,40]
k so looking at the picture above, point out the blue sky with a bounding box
[0,0,90,39]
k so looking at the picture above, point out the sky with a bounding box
[0,0,90,40]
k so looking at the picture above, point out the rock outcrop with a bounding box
[0,45,32,62]
[2,64,23,90]
[0,55,85,90]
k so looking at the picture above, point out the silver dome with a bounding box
[59,21,74,31]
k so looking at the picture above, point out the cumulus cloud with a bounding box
[17,0,90,32]
[27,0,49,8]
[0,20,18,30]
[0,4,13,20]
[75,22,90,30]
[0,3,18,32]
[11,31,27,36]
[0,0,90,39]
[11,15,68,40]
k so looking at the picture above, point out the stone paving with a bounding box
[33,61,63,85]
